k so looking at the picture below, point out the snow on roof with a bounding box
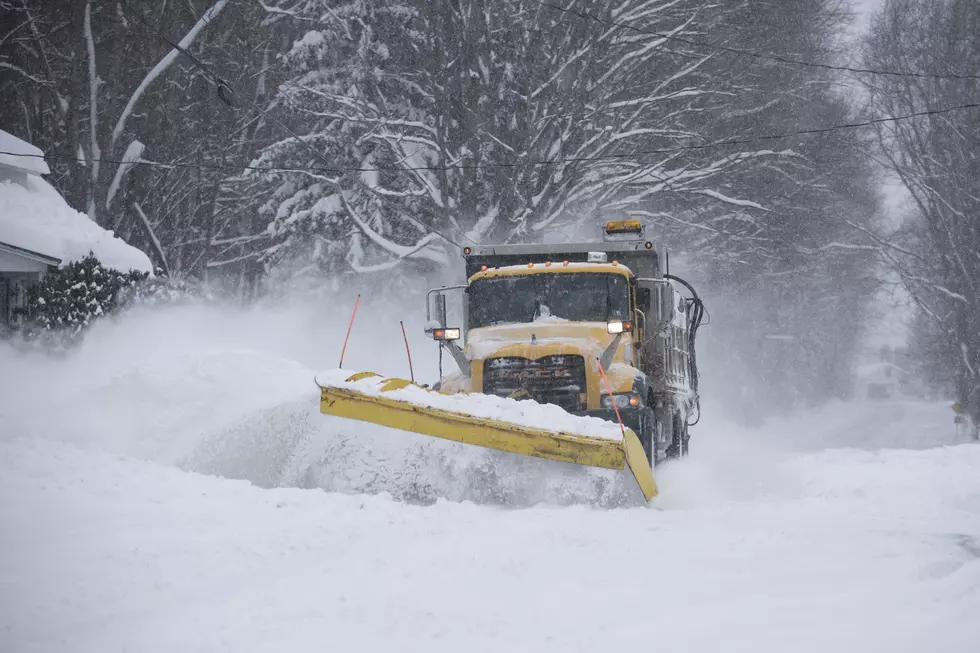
[0,175,152,273]
[470,261,635,280]
[0,129,49,176]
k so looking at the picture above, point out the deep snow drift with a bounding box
[2,301,979,652]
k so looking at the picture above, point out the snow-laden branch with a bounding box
[106,140,145,207]
[335,186,447,266]
[84,1,100,221]
[0,61,50,85]
[111,0,229,148]
[133,202,169,276]
[692,189,766,210]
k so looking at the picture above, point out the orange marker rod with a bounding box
[339,294,361,369]
[400,320,415,383]
[597,358,627,439]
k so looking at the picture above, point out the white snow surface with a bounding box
[0,129,49,176]
[318,368,623,440]
[0,175,152,272]
[2,301,979,652]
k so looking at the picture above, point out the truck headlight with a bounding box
[428,327,460,341]
[606,320,634,334]
[601,393,642,409]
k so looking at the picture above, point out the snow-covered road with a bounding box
[2,304,979,652]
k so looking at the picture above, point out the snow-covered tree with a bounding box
[254,0,800,277]
[862,0,980,425]
[0,0,278,288]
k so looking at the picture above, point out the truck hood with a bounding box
[465,322,619,363]
[463,322,638,395]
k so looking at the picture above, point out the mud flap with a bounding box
[317,373,658,501]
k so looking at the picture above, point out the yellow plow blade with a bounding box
[317,373,658,501]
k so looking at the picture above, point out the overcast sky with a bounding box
[853,0,883,32]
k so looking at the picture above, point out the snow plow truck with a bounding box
[317,220,705,502]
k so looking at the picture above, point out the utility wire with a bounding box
[5,100,979,173]
[540,1,980,82]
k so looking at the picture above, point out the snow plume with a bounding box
[0,298,640,506]
[3,291,969,510]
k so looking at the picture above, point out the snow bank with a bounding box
[0,176,151,272]
[0,301,638,506]
[3,298,980,651]
[317,368,625,441]
[2,434,979,653]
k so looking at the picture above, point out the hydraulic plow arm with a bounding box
[317,373,658,501]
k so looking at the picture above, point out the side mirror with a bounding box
[424,287,465,342]
[637,287,652,312]
[637,278,674,332]
[433,291,448,328]
[423,285,471,377]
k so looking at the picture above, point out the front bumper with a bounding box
[576,406,660,461]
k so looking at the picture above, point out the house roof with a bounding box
[0,132,152,273]
[0,239,61,266]
[0,129,49,176]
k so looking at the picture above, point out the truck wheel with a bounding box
[637,408,657,467]
[677,419,690,457]
[665,413,688,459]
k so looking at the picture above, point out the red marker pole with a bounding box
[339,294,361,369]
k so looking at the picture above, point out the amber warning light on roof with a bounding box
[604,219,643,235]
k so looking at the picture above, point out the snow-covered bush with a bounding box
[14,253,201,346]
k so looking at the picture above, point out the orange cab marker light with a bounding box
[545,261,552,267]
[612,259,619,266]
[562,260,569,266]
[481,265,488,271]
[528,262,534,268]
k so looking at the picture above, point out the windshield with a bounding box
[468,273,630,328]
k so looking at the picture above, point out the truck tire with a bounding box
[637,407,657,467]
[665,413,688,459]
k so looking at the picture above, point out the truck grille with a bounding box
[483,355,587,411]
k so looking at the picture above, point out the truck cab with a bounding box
[426,221,702,465]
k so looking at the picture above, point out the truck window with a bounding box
[469,273,630,328]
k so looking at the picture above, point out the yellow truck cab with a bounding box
[426,221,705,466]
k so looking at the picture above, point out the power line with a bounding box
[540,1,980,82]
[5,100,978,173]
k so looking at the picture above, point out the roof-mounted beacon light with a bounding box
[604,219,644,239]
